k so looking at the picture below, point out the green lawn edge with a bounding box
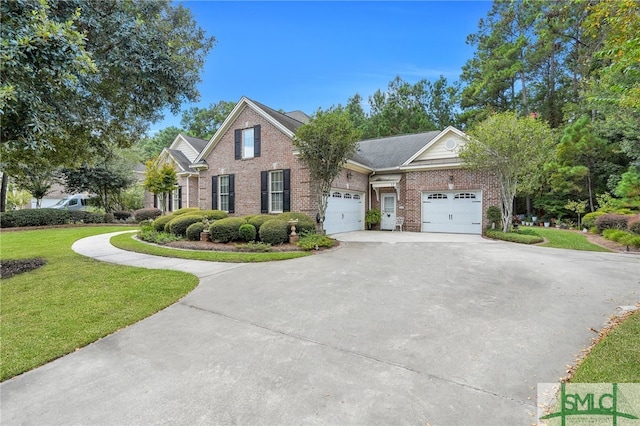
[110,232,312,262]
[1,226,199,381]
[571,310,640,382]
[486,226,611,252]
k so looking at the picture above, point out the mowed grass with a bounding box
[110,232,311,262]
[571,310,640,382]
[0,227,198,381]
[517,226,611,252]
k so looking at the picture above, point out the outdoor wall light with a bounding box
[347,171,353,179]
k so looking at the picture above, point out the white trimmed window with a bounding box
[269,170,283,213]
[219,175,229,212]
[242,127,254,159]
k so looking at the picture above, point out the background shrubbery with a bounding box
[0,208,105,228]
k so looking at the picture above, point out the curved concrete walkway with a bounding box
[2,231,639,425]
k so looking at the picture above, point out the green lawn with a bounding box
[0,227,198,381]
[571,310,640,382]
[110,232,311,262]
[495,226,611,252]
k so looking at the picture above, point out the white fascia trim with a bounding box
[402,126,468,166]
[165,151,187,173]
[345,159,373,174]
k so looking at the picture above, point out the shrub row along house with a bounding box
[146,97,500,234]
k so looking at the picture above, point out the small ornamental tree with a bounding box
[293,106,362,233]
[460,112,556,233]
[143,160,177,214]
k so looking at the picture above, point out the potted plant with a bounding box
[543,215,551,227]
[365,208,381,230]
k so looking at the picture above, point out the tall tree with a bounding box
[136,126,184,161]
[424,76,461,129]
[180,100,236,140]
[1,0,214,209]
[293,106,362,233]
[460,112,556,232]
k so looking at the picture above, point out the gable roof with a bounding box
[179,134,208,153]
[195,96,309,162]
[351,131,441,169]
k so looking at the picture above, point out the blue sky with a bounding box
[151,1,492,134]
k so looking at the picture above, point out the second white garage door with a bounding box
[421,191,482,234]
[324,190,365,234]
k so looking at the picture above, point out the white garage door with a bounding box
[422,191,482,234]
[324,190,365,234]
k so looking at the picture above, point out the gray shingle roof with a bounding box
[249,98,307,133]
[351,131,441,169]
[180,134,208,153]
[168,149,193,173]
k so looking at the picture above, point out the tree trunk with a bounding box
[0,172,7,212]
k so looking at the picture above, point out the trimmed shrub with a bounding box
[199,209,228,221]
[167,214,206,237]
[209,217,246,243]
[582,211,606,229]
[238,223,257,242]
[152,215,174,232]
[485,229,544,244]
[133,208,162,222]
[628,215,640,235]
[276,212,316,235]
[0,208,69,228]
[297,233,336,250]
[170,208,200,216]
[247,214,274,233]
[259,219,289,245]
[113,211,132,221]
[595,214,630,233]
[603,229,640,248]
[186,222,206,241]
[69,211,105,224]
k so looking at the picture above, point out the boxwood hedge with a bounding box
[209,217,246,243]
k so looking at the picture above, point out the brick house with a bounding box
[148,97,500,234]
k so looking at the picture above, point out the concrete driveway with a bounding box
[2,231,639,425]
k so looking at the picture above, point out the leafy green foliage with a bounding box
[628,215,640,235]
[135,127,184,161]
[297,233,336,251]
[247,214,274,233]
[200,210,229,221]
[461,112,556,232]
[485,229,543,244]
[133,208,162,222]
[152,215,174,232]
[208,217,246,243]
[603,229,640,248]
[238,223,257,242]
[0,208,104,228]
[294,107,361,232]
[615,167,640,199]
[185,222,206,241]
[1,0,214,178]
[258,219,289,245]
[167,215,205,237]
[180,100,236,140]
[143,161,177,213]
[275,212,316,235]
[595,214,630,233]
[582,211,606,229]
[365,209,381,227]
[486,206,502,225]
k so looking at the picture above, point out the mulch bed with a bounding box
[585,232,640,254]
[1,258,47,279]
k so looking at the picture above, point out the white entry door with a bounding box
[421,191,482,234]
[380,194,396,230]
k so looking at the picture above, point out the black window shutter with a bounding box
[283,169,291,212]
[254,125,261,157]
[234,129,242,160]
[260,171,268,213]
[168,191,173,211]
[153,194,157,208]
[211,176,218,209]
[178,186,182,209]
[228,174,235,214]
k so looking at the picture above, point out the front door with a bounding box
[380,194,396,230]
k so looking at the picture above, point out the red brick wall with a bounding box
[370,168,500,232]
